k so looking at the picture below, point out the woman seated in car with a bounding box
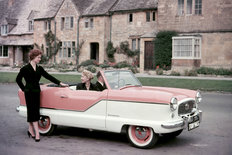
[76,70,96,91]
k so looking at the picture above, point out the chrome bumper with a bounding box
[161,110,202,129]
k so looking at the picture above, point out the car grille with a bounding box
[178,100,195,115]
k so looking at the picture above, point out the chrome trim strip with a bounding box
[161,120,185,129]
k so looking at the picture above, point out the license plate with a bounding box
[188,120,200,131]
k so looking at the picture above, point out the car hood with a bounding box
[108,86,196,104]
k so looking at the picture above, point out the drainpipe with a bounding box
[110,13,112,42]
[76,16,80,65]
[54,19,56,64]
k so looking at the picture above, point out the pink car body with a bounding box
[17,70,202,148]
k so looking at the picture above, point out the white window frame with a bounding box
[0,46,9,58]
[172,36,201,59]
[178,0,185,15]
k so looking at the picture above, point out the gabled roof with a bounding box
[81,0,118,16]
[110,0,158,12]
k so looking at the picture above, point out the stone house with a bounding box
[1,0,231,73]
[158,0,232,71]
[0,0,64,66]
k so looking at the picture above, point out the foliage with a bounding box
[77,59,98,68]
[156,68,163,75]
[197,67,232,76]
[113,61,132,68]
[44,31,61,63]
[154,31,177,69]
[184,70,198,76]
[86,65,97,73]
[106,41,116,62]
[120,41,139,57]
[170,71,181,76]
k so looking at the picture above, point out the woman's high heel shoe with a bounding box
[35,138,40,142]
[27,131,35,139]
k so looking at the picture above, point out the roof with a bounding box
[110,0,158,12]
[72,0,118,16]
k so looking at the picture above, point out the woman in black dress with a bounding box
[76,70,95,90]
[16,49,68,142]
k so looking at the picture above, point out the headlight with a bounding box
[196,91,202,104]
[170,97,178,111]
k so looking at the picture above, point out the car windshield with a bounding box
[104,70,142,89]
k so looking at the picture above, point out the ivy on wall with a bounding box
[44,30,61,63]
[154,31,177,69]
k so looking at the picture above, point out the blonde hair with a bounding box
[82,70,94,80]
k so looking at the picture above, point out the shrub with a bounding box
[86,65,96,73]
[120,41,139,57]
[156,68,163,75]
[77,59,98,69]
[113,61,132,68]
[170,71,181,76]
[184,70,198,76]
[197,67,232,75]
[154,31,177,69]
[106,41,116,62]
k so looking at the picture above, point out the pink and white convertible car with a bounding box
[17,70,202,148]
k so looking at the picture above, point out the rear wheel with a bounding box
[127,125,158,149]
[38,116,56,135]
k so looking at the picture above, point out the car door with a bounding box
[58,88,108,130]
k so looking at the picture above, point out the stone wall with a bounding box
[158,0,232,32]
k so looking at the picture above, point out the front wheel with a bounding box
[38,116,56,135]
[127,125,158,149]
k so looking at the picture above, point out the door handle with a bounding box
[60,95,68,98]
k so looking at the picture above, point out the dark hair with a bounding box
[29,49,42,61]
[96,71,102,78]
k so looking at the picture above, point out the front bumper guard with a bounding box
[161,110,202,129]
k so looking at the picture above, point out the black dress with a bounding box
[76,83,96,91]
[95,81,106,91]
[16,63,60,122]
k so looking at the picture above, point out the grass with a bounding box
[1,72,232,93]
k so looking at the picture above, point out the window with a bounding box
[146,12,150,22]
[44,20,51,31]
[70,17,74,28]
[59,41,75,58]
[195,0,202,15]
[72,41,75,56]
[138,39,140,50]
[132,39,136,51]
[90,18,93,28]
[178,0,184,15]
[129,13,133,23]
[85,19,89,28]
[152,12,156,21]
[29,20,34,32]
[1,25,8,35]
[0,46,8,57]
[61,17,65,30]
[172,36,201,59]
[61,16,74,30]
[65,17,70,29]
[187,0,192,14]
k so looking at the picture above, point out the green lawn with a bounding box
[1,72,232,93]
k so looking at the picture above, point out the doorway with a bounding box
[144,41,154,70]
[90,43,99,62]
